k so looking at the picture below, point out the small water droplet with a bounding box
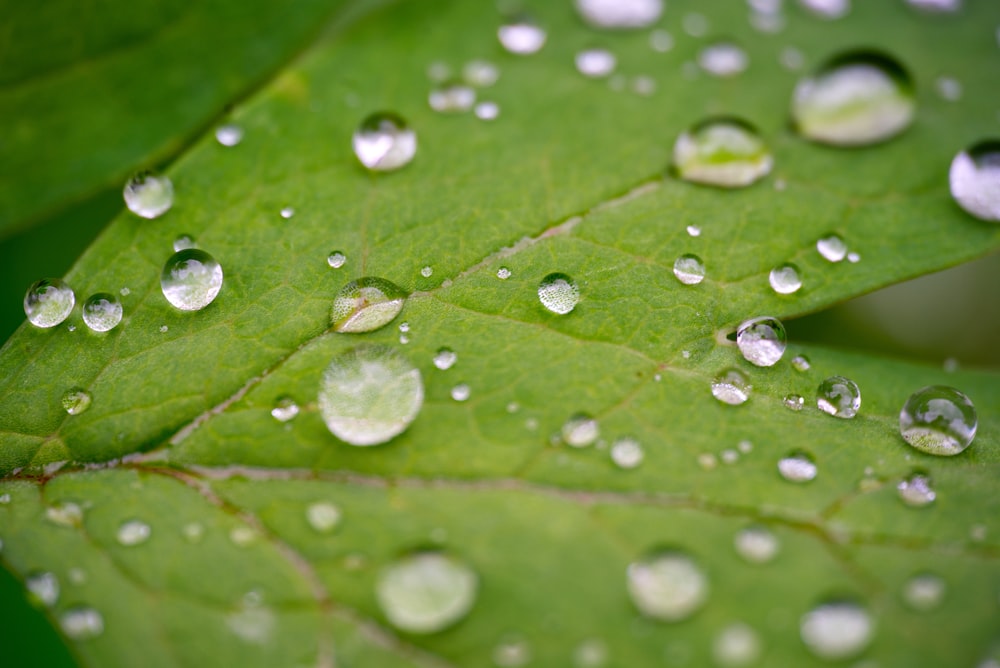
[562,413,599,447]
[847,251,861,263]
[506,402,520,413]
[353,112,417,171]
[61,388,92,416]
[497,266,512,280]
[376,552,477,634]
[935,75,962,101]
[778,451,817,482]
[215,124,244,147]
[698,42,749,77]
[24,278,75,328]
[734,526,779,564]
[433,348,457,370]
[182,522,205,543]
[816,233,848,262]
[0,493,10,504]
[711,369,752,406]
[685,225,702,238]
[306,502,341,533]
[573,638,608,667]
[270,396,300,423]
[159,325,168,333]
[326,251,347,269]
[60,607,104,640]
[82,293,123,332]
[429,81,476,113]
[45,502,83,528]
[817,376,861,418]
[171,234,196,252]
[949,140,1000,222]
[649,29,674,52]
[800,599,873,660]
[627,551,709,621]
[631,75,656,96]
[791,354,811,371]
[330,277,406,333]
[610,437,644,469]
[451,383,471,402]
[698,452,719,470]
[498,16,547,55]
[738,440,753,453]
[736,316,787,367]
[161,249,223,311]
[229,526,258,547]
[538,272,580,314]
[280,206,295,219]
[575,0,662,28]
[117,519,151,546]
[398,321,410,333]
[124,171,174,219]
[673,254,706,285]
[26,571,60,606]
[673,118,772,188]
[493,635,532,667]
[683,12,709,36]
[475,101,500,121]
[463,60,499,87]
[713,622,761,667]
[721,448,740,464]
[227,593,275,644]
[783,393,805,411]
[897,471,936,507]
[903,573,946,611]
[799,0,851,19]
[119,287,130,296]
[426,61,451,83]
[769,263,802,295]
[576,48,617,78]
[899,385,977,456]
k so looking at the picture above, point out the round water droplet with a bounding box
[720,449,739,465]
[270,396,300,423]
[538,273,580,314]
[280,206,295,219]
[897,471,936,507]
[576,48,617,78]
[227,597,275,645]
[686,225,701,237]
[791,50,915,146]
[902,573,946,611]
[610,437,644,469]
[117,519,151,546]
[160,249,223,311]
[673,254,706,285]
[82,293,123,332]
[784,394,805,411]
[778,451,817,482]
[899,385,977,456]
[451,383,471,402]
[474,101,500,121]
[734,525,780,564]
[420,266,433,278]
[429,81,476,113]
[627,551,709,622]
[306,502,341,533]
[847,251,861,263]
[633,75,656,96]
[493,636,532,667]
[376,552,477,634]
[563,413,599,447]
[215,124,244,147]
[124,171,174,219]
[26,571,60,607]
[498,16,547,55]
[698,42,749,77]
[574,0,662,28]
[736,316,787,367]
[353,112,417,172]
[711,369,752,406]
[713,622,761,667]
[816,233,848,262]
[817,376,861,418]
[463,60,499,87]
[791,354,811,371]
[574,638,608,667]
[61,388,92,415]
[331,277,406,333]
[673,118,772,188]
[24,278,75,328]
[497,267,512,280]
[800,600,873,660]
[769,263,802,295]
[433,348,457,370]
[949,140,1000,223]
[318,345,423,446]
[60,607,104,640]
[327,251,347,269]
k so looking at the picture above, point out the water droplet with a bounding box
[116,519,151,546]
[574,0,662,28]
[791,354,811,371]
[280,206,295,219]
[713,622,761,667]
[897,471,936,507]
[227,593,275,644]
[61,388,92,415]
[475,101,500,121]
[426,61,451,83]
[26,571,60,606]
[429,81,476,113]
[800,600,873,660]
[433,348,457,370]
[792,50,914,146]
[899,385,977,456]
[817,376,861,418]
[935,75,962,101]
[574,638,608,667]
[45,502,83,528]
[949,140,1000,222]
[673,118,772,188]
[673,254,706,285]
[778,451,817,482]
[627,551,709,622]
[119,287,130,296]
[182,522,204,543]
[229,526,258,547]
[610,437,644,469]
[60,607,104,640]
[816,233,848,262]
[24,278,75,328]
[720,449,740,465]
[649,29,674,52]
[769,263,802,295]
[158,325,168,333]
[123,171,174,219]
[498,16,547,55]
[738,440,753,454]
[306,502,341,533]
[161,249,224,311]
[463,60,499,87]
[631,75,656,96]
[330,277,406,333]
[906,0,961,11]
[215,124,244,147]
[711,369,752,406]
[799,0,851,19]
[685,225,702,238]
[698,43,749,77]
[698,453,719,470]
[497,266,512,280]
[493,635,532,666]
[847,251,861,263]
[451,383,471,402]
[0,493,10,504]
[576,48,617,78]
[82,293,123,332]
[326,251,348,269]
[376,552,477,634]
[734,526,780,564]
[903,573,946,611]
[683,12,709,36]
[538,273,580,314]
[398,321,410,334]
[353,112,417,171]
[736,316,787,367]
[783,394,805,411]
[270,396,300,423]
[562,413,599,447]
[169,234,195,253]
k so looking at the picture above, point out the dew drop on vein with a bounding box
[82,293,123,332]
[24,278,75,328]
[330,277,406,333]
[899,385,977,456]
[353,112,417,171]
[124,171,174,219]
[626,551,709,622]
[673,118,772,188]
[736,316,787,367]
[376,552,478,634]
[817,375,861,418]
[574,0,662,28]
[161,249,224,311]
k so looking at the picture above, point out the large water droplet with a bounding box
[673,118,772,188]
[800,600,873,660]
[161,249,224,311]
[736,316,787,367]
[949,140,1000,222]
[26,571,60,606]
[698,42,749,77]
[899,385,977,456]
[306,502,341,533]
[353,112,417,171]
[270,396,300,423]
[60,607,104,640]
[376,552,478,634]
[124,171,174,219]
[429,81,476,113]
[778,451,817,482]
[215,124,244,147]
[897,471,936,507]
[902,573,946,611]
[711,369,752,405]
[576,49,617,78]
[816,233,848,262]
[498,16,547,55]
[330,277,406,333]
[117,519,151,546]
[82,293,123,332]
[713,622,761,667]
[538,273,580,314]
[733,525,780,564]
[318,345,423,446]
[574,0,663,28]
[563,413,599,447]
[673,254,706,285]
[626,551,709,622]
[769,263,802,295]
[905,0,961,11]
[610,437,644,469]
[62,388,92,415]
[24,278,75,328]
[817,376,861,418]
[791,51,915,146]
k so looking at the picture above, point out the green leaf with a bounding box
[2,1,1000,666]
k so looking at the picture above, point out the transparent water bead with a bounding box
[330,276,406,333]
[563,413,599,447]
[800,600,873,660]
[575,0,662,28]
[778,451,817,482]
[161,249,223,311]
[353,112,417,172]
[433,348,457,371]
[318,345,423,446]
[280,206,295,219]
[420,266,433,278]
[610,437,644,469]
[686,225,701,237]
[117,519,151,546]
[673,118,772,188]
[698,43,749,77]
[711,369,752,406]
[227,597,275,645]
[474,101,500,121]
[949,140,1000,222]
[26,571,60,606]
[769,263,802,295]
[903,573,946,611]
[736,316,787,367]
[306,502,341,533]
[450,383,470,402]
[575,48,617,78]
[538,272,580,314]
[498,16,547,55]
[713,622,761,667]
[784,394,805,411]
[123,171,174,219]
[791,354,811,371]
[817,376,861,418]
[24,278,75,328]
[270,396,300,423]
[376,552,477,634]
[62,388,92,416]
[649,29,673,52]
[173,234,196,252]
[462,60,499,87]
[899,385,977,455]
[897,471,936,507]
[215,123,244,147]
[82,292,123,332]
[791,50,915,146]
[734,525,779,564]
[816,233,848,262]
[626,551,709,622]
[673,254,706,285]
[497,267,511,280]
[327,251,347,269]
[429,81,476,113]
[61,607,104,640]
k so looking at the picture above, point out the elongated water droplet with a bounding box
[331,277,406,333]
[306,502,341,533]
[610,437,644,469]
[575,0,662,28]
[800,600,873,660]
[627,551,709,622]
[949,140,1000,222]
[270,396,299,423]
[734,525,779,564]
[713,622,761,667]
[903,573,946,611]
[161,249,223,311]
[698,42,749,77]
[538,272,580,314]
[429,81,476,113]
[82,293,123,332]
[376,552,477,634]
[816,233,848,262]
[784,394,805,411]
[563,413,599,447]
[899,385,977,456]
[817,375,861,418]
[60,607,104,640]
[498,16,546,55]
[778,451,817,482]
[576,49,617,78]
[769,263,802,295]
[62,388,92,415]
[117,519,151,546]
[897,471,936,507]
[736,316,787,367]
[711,369,752,405]
[318,345,423,446]
[792,51,915,146]
[24,278,75,328]
[673,254,706,285]
[673,118,772,188]
[353,112,417,171]
[791,354,811,371]
[124,171,174,219]
[215,124,244,147]
[26,571,60,606]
